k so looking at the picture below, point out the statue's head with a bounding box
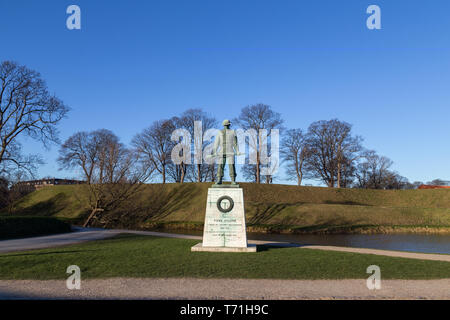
[222,119,231,127]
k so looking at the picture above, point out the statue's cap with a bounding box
[222,119,231,126]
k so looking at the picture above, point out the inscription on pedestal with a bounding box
[202,187,248,248]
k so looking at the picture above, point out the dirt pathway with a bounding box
[0,278,449,300]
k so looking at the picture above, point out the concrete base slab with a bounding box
[191,243,257,253]
[211,184,240,188]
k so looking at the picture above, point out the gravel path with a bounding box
[0,278,449,300]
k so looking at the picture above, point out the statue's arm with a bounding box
[233,131,241,155]
[213,131,221,154]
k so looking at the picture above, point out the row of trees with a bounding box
[281,120,417,189]
[0,61,438,193]
[57,104,417,190]
[57,104,285,186]
[132,109,217,184]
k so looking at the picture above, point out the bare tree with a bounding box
[233,104,283,183]
[242,164,257,182]
[261,156,279,183]
[58,131,96,184]
[59,129,154,227]
[337,155,357,188]
[0,142,43,181]
[166,115,189,183]
[427,179,450,186]
[0,177,8,210]
[281,128,310,186]
[205,163,216,182]
[132,119,176,184]
[178,108,217,182]
[166,161,186,182]
[334,123,363,188]
[0,176,34,214]
[353,151,413,189]
[167,116,190,183]
[85,137,150,227]
[412,181,424,189]
[354,151,394,189]
[383,172,410,190]
[305,119,362,188]
[0,61,68,176]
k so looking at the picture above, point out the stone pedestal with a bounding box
[191,186,257,253]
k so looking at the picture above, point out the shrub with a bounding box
[0,216,71,240]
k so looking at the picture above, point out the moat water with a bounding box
[152,229,450,254]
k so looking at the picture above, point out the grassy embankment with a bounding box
[2,183,450,234]
[0,234,449,280]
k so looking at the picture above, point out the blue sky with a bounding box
[0,0,449,184]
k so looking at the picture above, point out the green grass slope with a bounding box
[3,183,450,234]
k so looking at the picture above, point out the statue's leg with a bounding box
[216,156,225,184]
[229,157,237,184]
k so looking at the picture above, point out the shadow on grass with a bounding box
[256,243,302,252]
[13,193,69,217]
[249,202,305,224]
[0,249,98,258]
[92,184,202,229]
[323,200,372,206]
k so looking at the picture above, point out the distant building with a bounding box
[16,178,85,191]
[418,185,450,190]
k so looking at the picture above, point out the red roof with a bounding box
[418,185,450,189]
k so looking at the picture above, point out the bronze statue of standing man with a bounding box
[212,119,242,185]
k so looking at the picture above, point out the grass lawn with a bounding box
[0,234,449,280]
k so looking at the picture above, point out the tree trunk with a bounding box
[162,166,166,184]
[337,163,341,188]
[327,177,335,188]
[297,172,302,186]
[83,208,104,227]
[256,154,260,184]
[296,160,303,186]
[180,163,185,183]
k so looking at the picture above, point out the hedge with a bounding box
[0,216,71,240]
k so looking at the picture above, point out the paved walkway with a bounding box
[0,278,449,300]
[0,227,292,254]
[0,227,121,254]
[0,227,449,262]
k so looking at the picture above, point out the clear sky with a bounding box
[0,0,449,184]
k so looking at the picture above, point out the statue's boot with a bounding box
[231,178,237,185]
